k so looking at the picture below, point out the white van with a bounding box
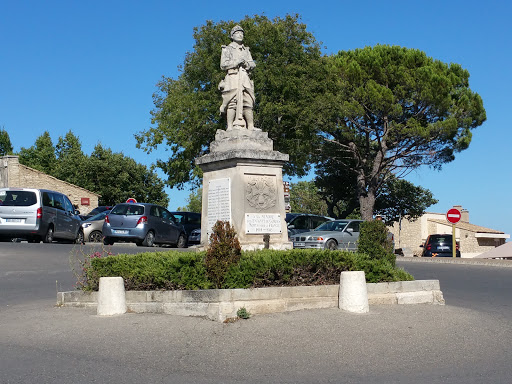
[0,188,84,243]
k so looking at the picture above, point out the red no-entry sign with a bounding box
[126,198,137,203]
[446,208,461,224]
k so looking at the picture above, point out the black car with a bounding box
[420,234,461,257]
[170,211,201,244]
[285,213,334,239]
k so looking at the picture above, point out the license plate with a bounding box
[6,218,23,223]
[437,246,449,251]
[294,242,305,247]
[113,230,128,234]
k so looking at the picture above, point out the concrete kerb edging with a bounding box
[397,257,512,268]
[57,277,444,322]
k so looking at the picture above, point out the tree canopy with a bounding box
[137,15,486,220]
[291,178,437,224]
[136,14,324,189]
[0,128,13,156]
[17,131,169,207]
[315,45,485,219]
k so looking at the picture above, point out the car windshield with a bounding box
[315,220,349,232]
[86,211,109,221]
[110,204,144,215]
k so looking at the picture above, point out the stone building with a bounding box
[389,205,510,258]
[0,155,99,214]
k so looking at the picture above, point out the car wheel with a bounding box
[177,233,187,248]
[75,229,85,244]
[325,239,337,250]
[103,237,114,246]
[142,231,155,247]
[89,231,103,243]
[43,226,54,243]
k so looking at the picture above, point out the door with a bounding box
[343,221,360,251]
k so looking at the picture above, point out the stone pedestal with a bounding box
[195,129,292,250]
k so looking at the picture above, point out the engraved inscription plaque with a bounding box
[245,213,282,234]
[207,178,231,233]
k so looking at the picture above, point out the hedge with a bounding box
[80,249,413,291]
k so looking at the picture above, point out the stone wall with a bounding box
[1,156,99,214]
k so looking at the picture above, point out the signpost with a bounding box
[446,208,461,258]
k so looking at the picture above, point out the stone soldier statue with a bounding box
[218,25,258,130]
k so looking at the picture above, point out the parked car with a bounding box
[169,211,201,244]
[0,187,84,243]
[81,210,110,242]
[286,213,334,239]
[102,203,187,247]
[188,227,201,245]
[291,219,363,250]
[80,205,113,221]
[420,234,461,257]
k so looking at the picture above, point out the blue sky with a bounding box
[1,0,511,238]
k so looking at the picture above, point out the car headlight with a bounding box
[82,223,91,228]
[308,236,324,241]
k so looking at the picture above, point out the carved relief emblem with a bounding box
[245,176,276,211]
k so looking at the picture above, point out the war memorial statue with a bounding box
[196,24,290,250]
[218,25,259,131]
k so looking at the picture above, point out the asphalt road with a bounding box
[1,244,511,383]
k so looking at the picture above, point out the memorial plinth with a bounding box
[195,129,292,250]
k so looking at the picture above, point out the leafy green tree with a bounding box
[18,132,169,207]
[289,181,328,216]
[136,14,324,188]
[54,131,88,187]
[18,131,57,174]
[316,45,486,220]
[0,127,13,155]
[177,188,202,213]
[374,176,438,224]
[297,174,435,223]
[86,144,169,206]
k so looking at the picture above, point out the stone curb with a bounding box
[57,279,443,322]
[397,257,512,268]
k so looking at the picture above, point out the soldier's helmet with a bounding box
[230,25,244,39]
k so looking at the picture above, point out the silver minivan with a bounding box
[0,188,84,243]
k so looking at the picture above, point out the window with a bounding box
[346,221,360,232]
[52,193,65,211]
[63,196,74,213]
[188,213,201,225]
[291,216,309,230]
[0,191,37,206]
[150,205,160,218]
[311,216,329,229]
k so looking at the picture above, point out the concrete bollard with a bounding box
[97,277,127,316]
[339,271,369,313]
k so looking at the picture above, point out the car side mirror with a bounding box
[288,224,295,229]
[346,228,353,233]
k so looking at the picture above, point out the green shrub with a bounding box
[358,220,396,266]
[79,249,413,291]
[88,251,210,291]
[205,220,242,288]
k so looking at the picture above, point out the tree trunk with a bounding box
[359,193,376,221]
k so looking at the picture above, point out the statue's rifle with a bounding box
[234,61,245,128]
